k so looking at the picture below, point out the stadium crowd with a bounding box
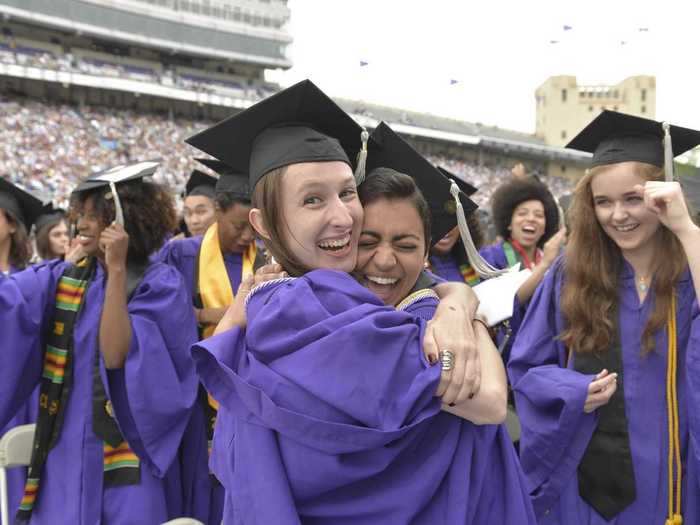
[0,95,573,214]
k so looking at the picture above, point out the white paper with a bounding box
[472,265,532,326]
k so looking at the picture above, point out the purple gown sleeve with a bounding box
[507,263,598,517]
[103,263,199,477]
[0,260,65,427]
[193,271,442,452]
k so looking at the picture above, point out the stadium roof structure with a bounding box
[336,98,592,164]
[0,0,292,68]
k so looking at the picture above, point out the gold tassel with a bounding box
[665,295,682,524]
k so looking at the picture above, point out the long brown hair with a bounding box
[560,162,687,354]
[1,209,31,270]
[251,166,313,277]
[35,216,67,260]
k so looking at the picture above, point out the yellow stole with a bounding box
[198,223,256,411]
[198,222,256,339]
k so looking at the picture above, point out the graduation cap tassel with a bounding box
[449,182,507,279]
[354,129,369,186]
[108,182,125,226]
[662,122,674,183]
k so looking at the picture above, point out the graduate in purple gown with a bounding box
[0,162,199,524]
[477,177,565,360]
[350,161,536,523]
[187,80,534,523]
[427,167,483,286]
[0,179,44,520]
[157,160,261,525]
[182,166,218,238]
[508,111,700,524]
[157,159,259,335]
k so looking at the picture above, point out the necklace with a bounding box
[636,275,651,293]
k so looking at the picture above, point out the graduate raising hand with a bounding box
[99,221,129,271]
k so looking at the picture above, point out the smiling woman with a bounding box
[509,110,700,524]
[187,82,536,524]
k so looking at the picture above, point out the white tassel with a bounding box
[450,181,507,279]
[109,181,125,226]
[662,122,674,183]
[354,129,369,185]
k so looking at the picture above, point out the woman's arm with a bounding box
[641,181,700,298]
[214,264,289,335]
[98,224,132,369]
[441,319,507,424]
[516,227,567,303]
[425,281,480,405]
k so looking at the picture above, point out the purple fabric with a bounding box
[155,235,244,300]
[0,260,199,524]
[428,253,465,283]
[479,242,510,271]
[0,265,38,517]
[193,269,536,524]
[155,234,246,524]
[508,259,700,523]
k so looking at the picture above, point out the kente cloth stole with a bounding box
[458,262,480,286]
[195,223,256,443]
[503,240,542,270]
[573,307,636,521]
[17,260,142,522]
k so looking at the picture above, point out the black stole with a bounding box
[573,310,636,520]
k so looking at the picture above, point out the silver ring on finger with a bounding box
[439,350,455,372]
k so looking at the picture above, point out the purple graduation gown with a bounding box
[155,235,244,301]
[428,253,467,283]
[0,266,38,519]
[0,260,199,524]
[156,234,245,524]
[508,259,700,524]
[193,269,536,524]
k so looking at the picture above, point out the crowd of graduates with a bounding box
[1,80,700,525]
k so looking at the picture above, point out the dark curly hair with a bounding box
[490,177,559,247]
[69,179,177,263]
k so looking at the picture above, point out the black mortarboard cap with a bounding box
[186,80,366,189]
[34,204,66,233]
[437,166,478,196]
[185,167,218,198]
[0,178,45,231]
[196,158,251,199]
[365,122,478,246]
[566,110,700,168]
[72,160,159,226]
[73,160,159,193]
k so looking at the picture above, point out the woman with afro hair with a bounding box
[478,176,566,365]
[480,176,566,305]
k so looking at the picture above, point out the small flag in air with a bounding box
[563,25,573,31]
[638,27,649,32]
[549,40,559,44]
[449,79,459,85]
[360,60,369,67]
